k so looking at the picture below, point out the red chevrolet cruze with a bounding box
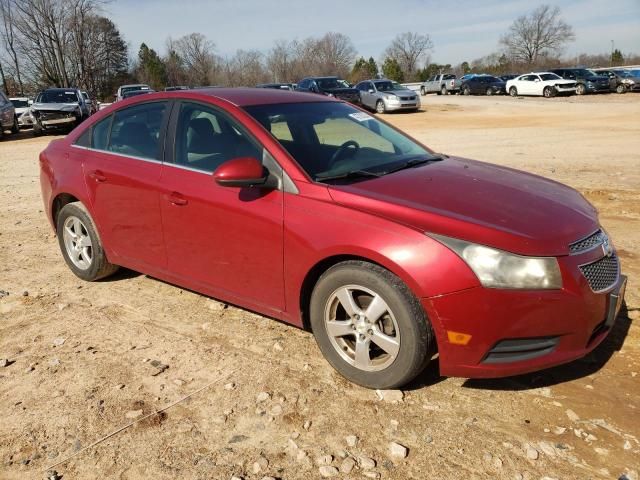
[39,88,626,388]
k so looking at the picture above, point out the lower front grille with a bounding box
[579,254,619,292]
[482,337,559,364]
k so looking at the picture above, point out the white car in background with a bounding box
[507,72,577,98]
[10,97,33,128]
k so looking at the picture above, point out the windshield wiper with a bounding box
[382,155,445,175]
[316,169,382,182]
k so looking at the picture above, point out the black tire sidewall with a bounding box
[56,203,111,281]
[310,261,432,389]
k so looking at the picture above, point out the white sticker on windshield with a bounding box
[65,91,75,95]
[349,112,373,122]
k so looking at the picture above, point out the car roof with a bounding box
[158,87,335,107]
[120,84,149,88]
[10,97,29,100]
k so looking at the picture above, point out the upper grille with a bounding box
[579,254,619,292]
[400,96,416,101]
[569,230,603,254]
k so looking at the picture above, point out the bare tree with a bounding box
[223,49,269,86]
[266,39,295,83]
[174,33,218,86]
[500,4,574,66]
[0,0,23,93]
[384,32,433,81]
[313,32,356,77]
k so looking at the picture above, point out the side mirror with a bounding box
[213,157,271,188]
[368,89,374,93]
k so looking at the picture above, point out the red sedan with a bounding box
[39,88,626,388]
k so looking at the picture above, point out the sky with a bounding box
[107,0,640,64]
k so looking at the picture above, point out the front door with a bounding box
[159,101,285,311]
[77,101,170,270]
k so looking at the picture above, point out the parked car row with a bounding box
[420,67,640,98]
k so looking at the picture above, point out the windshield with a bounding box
[630,70,640,76]
[11,99,29,108]
[123,90,154,99]
[571,69,594,77]
[244,102,436,182]
[317,78,349,89]
[36,90,78,104]
[374,81,405,91]
[121,85,149,94]
[540,73,561,81]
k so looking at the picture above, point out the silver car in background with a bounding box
[355,79,420,113]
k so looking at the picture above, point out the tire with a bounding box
[616,84,626,94]
[509,86,518,97]
[420,87,426,96]
[543,86,555,98]
[11,116,19,134]
[576,83,586,95]
[463,86,471,96]
[32,122,43,136]
[441,86,448,95]
[375,100,386,114]
[56,202,119,281]
[309,260,435,389]
[486,88,493,96]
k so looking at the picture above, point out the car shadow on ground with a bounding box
[98,267,141,282]
[406,302,633,392]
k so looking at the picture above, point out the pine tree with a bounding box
[381,57,404,82]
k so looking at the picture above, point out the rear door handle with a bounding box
[89,170,106,182]
[168,192,188,206]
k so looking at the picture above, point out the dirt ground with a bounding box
[1,93,638,480]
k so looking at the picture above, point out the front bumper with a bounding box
[585,83,611,93]
[423,249,626,378]
[384,98,420,111]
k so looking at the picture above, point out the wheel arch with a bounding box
[298,253,422,332]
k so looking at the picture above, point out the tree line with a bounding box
[0,1,637,100]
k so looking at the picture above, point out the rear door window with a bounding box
[108,102,168,160]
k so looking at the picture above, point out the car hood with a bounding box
[32,102,78,112]
[14,107,29,115]
[380,89,416,96]
[327,157,598,256]
[321,87,359,95]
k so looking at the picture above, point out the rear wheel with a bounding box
[463,86,471,96]
[576,83,586,95]
[310,261,434,389]
[509,86,518,97]
[375,100,386,114]
[420,87,426,96]
[56,202,119,281]
[543,86,555,98]
[441,86,448,95]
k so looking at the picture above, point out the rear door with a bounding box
[76,101,170,270]
[159,100,285,311]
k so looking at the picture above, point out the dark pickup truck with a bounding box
[297,76,361,104]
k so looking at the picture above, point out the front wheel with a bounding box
[463,86,471,96]
[11,116,19,134]
[616,84,626,94]
[486,88,493,96]
[543,86,555,98]
[375,100,386,114]
[576,84,586,95]
[310,261,435,389]
[56,202,119,281]
[509,86,518,97]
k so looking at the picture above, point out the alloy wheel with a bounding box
[62,215,93,270]
[324,285,400,372]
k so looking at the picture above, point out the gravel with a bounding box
[389,441,408,458]
[318,465,339,477]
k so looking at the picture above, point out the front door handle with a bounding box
[168,192,188,206]
[89,170,106,182]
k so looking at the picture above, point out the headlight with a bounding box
[430,234,562,289]
[386,95,399,102]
